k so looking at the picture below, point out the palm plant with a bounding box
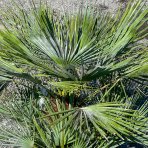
[0,0,148,147]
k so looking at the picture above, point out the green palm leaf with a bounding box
[0,0,147,83]
[48,102,147,144]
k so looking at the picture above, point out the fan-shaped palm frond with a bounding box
[0,0,147,84]
[48,102,147,144]
[0,99,35,148]
[0,124,34,148]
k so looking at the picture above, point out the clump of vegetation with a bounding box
[0,0,147,147]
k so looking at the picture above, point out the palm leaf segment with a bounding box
[46,102,147,144]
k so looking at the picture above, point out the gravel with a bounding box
[0,0,127,17]
[0,0,127,37]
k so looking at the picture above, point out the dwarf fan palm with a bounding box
[0,0,148,147]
